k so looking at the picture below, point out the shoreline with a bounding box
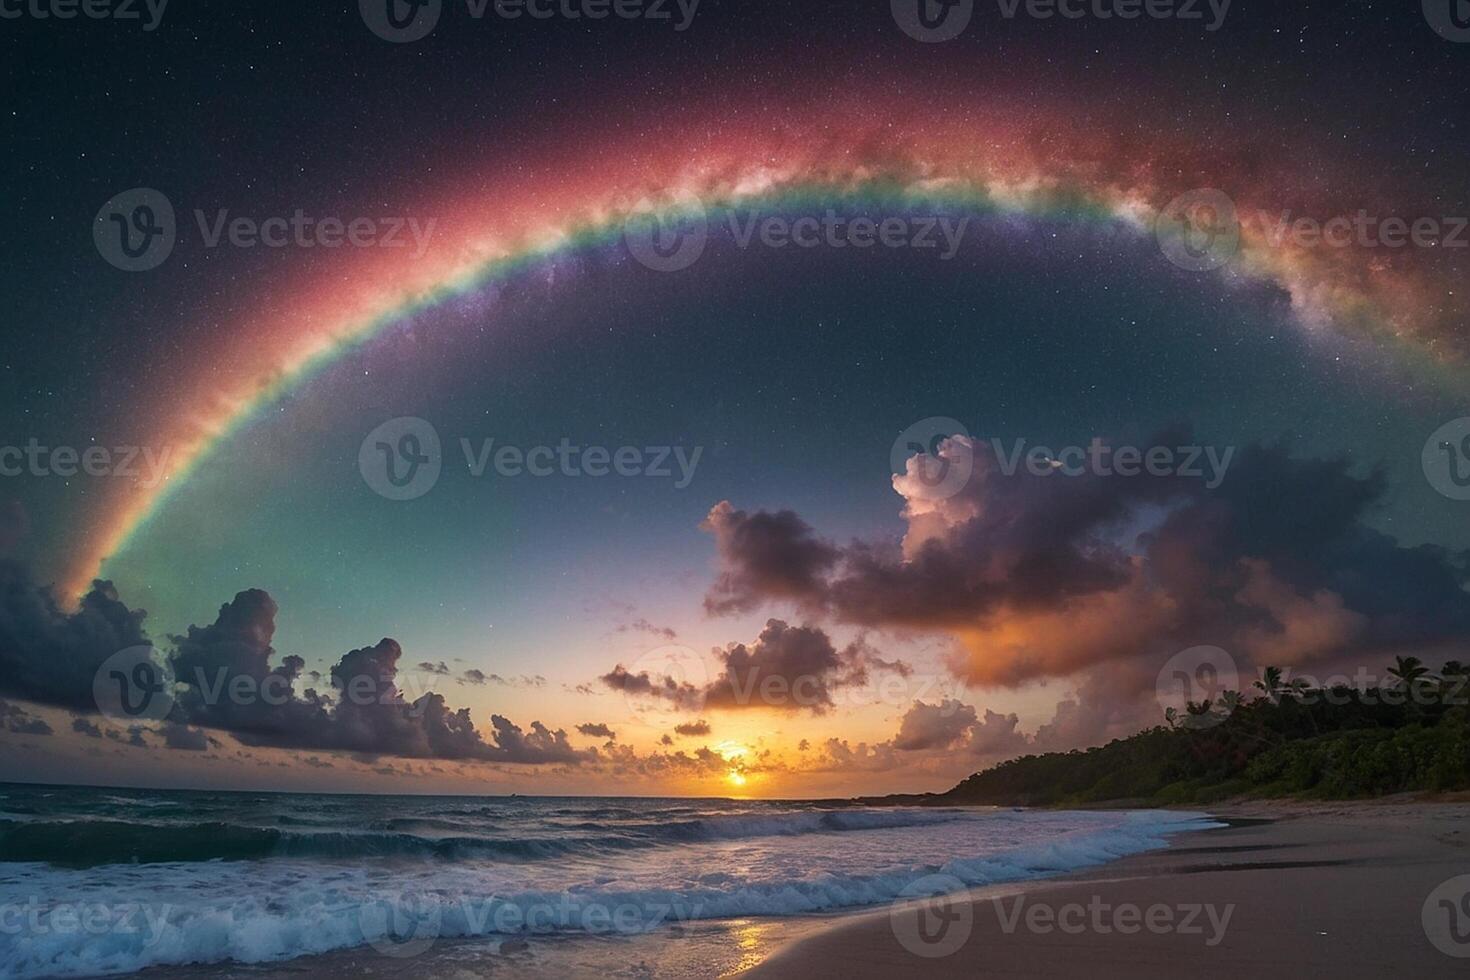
[107,798,1470,979]
[743,797,1470,978]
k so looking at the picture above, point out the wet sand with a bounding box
[744,799,1470,979]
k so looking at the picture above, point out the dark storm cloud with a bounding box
[164,593,586,764]
[701,502,839,615]
[0,563,149,712]
[701,620,875,714]
[673,720,711,737]
[701,436,1470,687]
[0,572,590,766]
[576,722,617,740]
[601,620,908,716]
[71,716,102,738]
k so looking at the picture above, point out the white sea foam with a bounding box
[0,808,1218,978]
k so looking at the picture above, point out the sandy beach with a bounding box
[745,798,1470,979]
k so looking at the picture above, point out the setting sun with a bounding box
[726,770,748,788]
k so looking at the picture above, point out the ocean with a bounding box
[0,784,1220,978]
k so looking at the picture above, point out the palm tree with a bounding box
[1441,661,1467,677]
[1183,699,1218,730]
[1387,656,1431,688]
[1254,666,1285,702]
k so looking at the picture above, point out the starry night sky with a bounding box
[0,0,1467,795]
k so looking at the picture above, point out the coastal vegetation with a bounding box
[941,660,1470,806]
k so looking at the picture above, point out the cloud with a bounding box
[417,661,451,675]
[701,502,838,615]
[0,563,149,712]
[71,716,102,738]
[599,664,703,709]
[106,726,148,748]
[461,671,546,688]
[0,573,592,767]
[601,620,909,716]
[618,618,677,640]
[0,698,52,736]
[700,435,1470,688]
[576,722,617,740]
[161,723,211,752]
[673,720,711,737]
[891,699,978,751]
[702,620,875,714]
